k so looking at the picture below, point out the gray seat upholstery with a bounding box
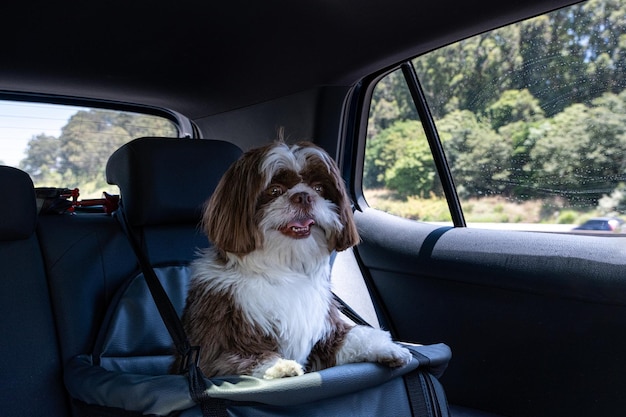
[38,137,242,415]
[0,166,69,417]
[60,137,244,414]
[106,137,243,263]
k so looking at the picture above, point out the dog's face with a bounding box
[203,141,359,256]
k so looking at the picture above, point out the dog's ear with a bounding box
[203,148,266,255]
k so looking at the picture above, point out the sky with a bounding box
[0,100,84,166]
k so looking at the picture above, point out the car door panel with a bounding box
[354,208,626,416]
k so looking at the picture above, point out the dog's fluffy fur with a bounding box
[174,141,411,379]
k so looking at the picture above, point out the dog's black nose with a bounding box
[290,192,312,206]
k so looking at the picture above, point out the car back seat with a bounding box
[0,166,70,417]
[38,194,138,368]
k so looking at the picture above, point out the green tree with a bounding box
[364,120,436,198]
[582,0,626,94]
[19,134,60,182]
[57,110,132,190]
[527,92,626,206]
[484,89,546,198]
[518,0,626,116]
[20,109,177,194]
[368,69,416,138]
[410,0,626,121]
[527,103,592,203]
[413,24,523,119]
[486,89,544,130]
[438,110,511,198]
[385,138,436,198]
[497,119,551,199]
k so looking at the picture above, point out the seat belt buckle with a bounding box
[180,345,201,374]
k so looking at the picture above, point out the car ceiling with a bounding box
[3,0,579,120]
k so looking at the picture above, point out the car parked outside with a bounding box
[573,217,625,232]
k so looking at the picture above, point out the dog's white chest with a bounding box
[236,270,333,365]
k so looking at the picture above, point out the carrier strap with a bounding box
[115,207,227,417]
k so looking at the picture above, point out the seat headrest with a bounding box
[106,137,242,227]
[0,166,37,241]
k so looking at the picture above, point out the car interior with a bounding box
[2,0,626,416]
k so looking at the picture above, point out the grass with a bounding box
[363,188,600,224]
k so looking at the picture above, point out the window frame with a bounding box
[400,62,466,227]
[0,92,195,139]
[345,63,466,226]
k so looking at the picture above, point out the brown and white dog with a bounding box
[176,141,411,379]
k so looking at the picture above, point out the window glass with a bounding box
[364,69,450,222]
[365,0,626,234]
[0,100,178,198]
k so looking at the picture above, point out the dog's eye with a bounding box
[312,183,323,195]
[267,185,285,197]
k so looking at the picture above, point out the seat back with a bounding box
[0,166,69,417]
[38,137,241,414]
[94,137,242,371]
[106,136,243,264]
[41,137,242,364]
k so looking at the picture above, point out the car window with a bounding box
[364,69,450,223]
[364,0,626,234]
[0,100,178,198]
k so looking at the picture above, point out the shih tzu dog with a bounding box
[176,141,411,379]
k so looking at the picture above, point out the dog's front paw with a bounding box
[377,344,412,368]
[337,326,413,368]
[263,358,304,380]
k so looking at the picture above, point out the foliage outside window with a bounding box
[364,0,626,233]
[0,102,178,198]
[364,70,449,221]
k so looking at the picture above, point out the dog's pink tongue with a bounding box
[282,218,315,238]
